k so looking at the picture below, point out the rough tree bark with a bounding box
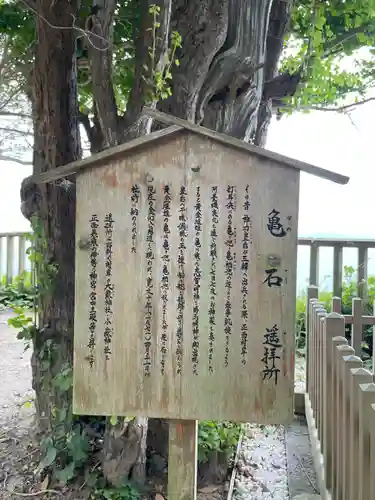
[21,0,80,436]
[22,0,299,488]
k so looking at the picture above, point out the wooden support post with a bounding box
[306,286,318,393]
[309,244,319,286]
[352,297,362,356]
[18,236,26,275]
[6,235,14,285]
[168,420,198,500]
[333,245,343,298]
[357,246,368,299]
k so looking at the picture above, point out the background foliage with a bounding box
[295,265,375,368]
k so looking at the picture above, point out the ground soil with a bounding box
[0,311,228,499]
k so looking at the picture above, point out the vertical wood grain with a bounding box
[73,132,298,423]
[168,420,198,500]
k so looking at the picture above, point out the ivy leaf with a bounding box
[55,461,75,485]
[37,446,57,472]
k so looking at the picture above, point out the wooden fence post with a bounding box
[311,304,325,415]
[331,296,341,314]
[358,383,375,500]
[330,334,349,498]
[308,300,321,404]
[340,353,362,500]
[323,313,345,490]
[317,310,327,441]
[306,286,318,392]
[168,420,198,500]
[334,342,354,498]
[348,368,373,500]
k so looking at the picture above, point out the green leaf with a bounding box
[55,461,75,485]
[110,415,118,426]
[38,446,57,470]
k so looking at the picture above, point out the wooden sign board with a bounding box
[73,131,298,424]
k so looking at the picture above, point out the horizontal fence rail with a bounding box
[1,233,375,290]
[306,286,375,500]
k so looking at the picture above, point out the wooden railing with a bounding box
[299,237,375,298]
[306,286,375,500]
[0,232,30,284]
[1,233,375,288]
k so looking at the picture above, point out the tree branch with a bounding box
[277,96,375,113]
[119,0,153,137]
[154,0,229,123]
[0,154,32,165]
[322,24,375,59]
[313,96,375,112]
[87,0,119,149]
[0,111,32,120]
[0,126,33,136]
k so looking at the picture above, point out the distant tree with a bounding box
[0,0,374,490]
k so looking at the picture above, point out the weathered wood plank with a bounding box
[73,132,297,423]
[168,420,197,500]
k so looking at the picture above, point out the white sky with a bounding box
[0,101,374,237]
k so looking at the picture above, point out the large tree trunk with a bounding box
[21,0,298,490]
[25,0,80,434]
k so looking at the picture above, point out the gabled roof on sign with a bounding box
[32,107,349,186]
